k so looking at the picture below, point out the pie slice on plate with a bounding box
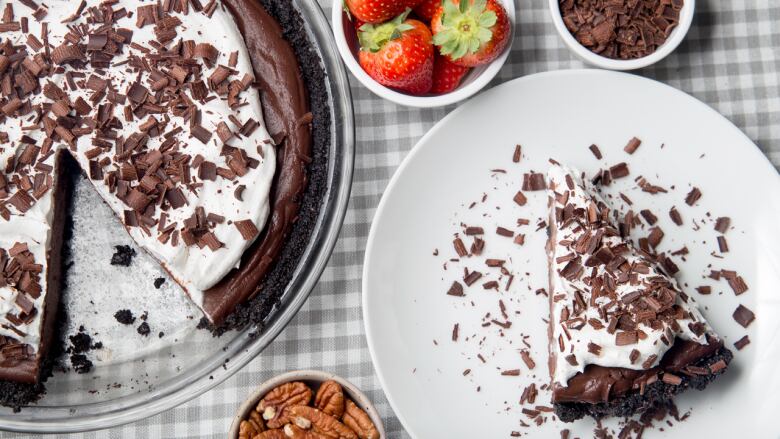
[546,164,732,422]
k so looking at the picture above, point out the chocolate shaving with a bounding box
[513,191,527,206]
[714,217,730,233]
[669,207,683,225]
[234,220,259,241]
[609,162,629,179]
[520,350,535,369]
[685,187,702,205]
[727,275,748,295]
[709,360,727,373]
[615,330,638,346]
[661,372,682,386]
[732,304,755,328]
[512,144,522,163]
[733,335,750,350]
[623,137,641,154]
[453,238,468,257]
[588,144,602,159]
[717,236,729,253]
[447,281,465,297]
[522,173,547,191]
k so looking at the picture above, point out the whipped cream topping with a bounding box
[0,116,59,353]
[0,0,277,350]
[547,164,714,386]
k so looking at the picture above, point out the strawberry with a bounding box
[345,0,422,24]
[430,55,470,94]
[353,17,366,31]
[358,10,434,95]
[413,0,441,22]
[431,0,511,67]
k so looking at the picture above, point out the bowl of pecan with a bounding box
[549,0,695,70]
[229,370,384,439]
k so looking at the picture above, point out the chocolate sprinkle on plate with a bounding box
[623,137,641,154]
[520,350,536,369]
[669,206,683,225]
[608,162,630,179]
[717,236,729,253]
[714,217,731,233]
[733,335,750,351]
[732,304,755,328]
[685,187,702,205]
[588,144,602,160]
[447,281,465,297]
[513,144,522,163]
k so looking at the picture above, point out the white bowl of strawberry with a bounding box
[332,0,515,107]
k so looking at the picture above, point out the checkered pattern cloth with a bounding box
[3,0,778,437]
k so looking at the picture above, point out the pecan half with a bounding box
[284,424,330,439]
[314,381,345,419]
[239,410,267,439]
[255,430,287,439]
[257,382,313,429]
[343,400,380,439]
[285,406,358,439]
[238,420,258,439]
[249,410,267,433]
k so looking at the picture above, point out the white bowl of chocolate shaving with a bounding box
[549,0,695,70]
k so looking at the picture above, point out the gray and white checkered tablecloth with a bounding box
[3,0,778,437]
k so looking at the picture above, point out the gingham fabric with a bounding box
[3,0,778,437]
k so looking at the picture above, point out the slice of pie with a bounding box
[546,164,732,422]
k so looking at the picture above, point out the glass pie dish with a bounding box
[0,0,354,433]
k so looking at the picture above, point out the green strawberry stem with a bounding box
[433,0,497,59]
[342,1,352,21]
[358,9,414,53]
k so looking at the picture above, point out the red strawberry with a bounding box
[413,0,441,22]
[353,17,366,31]
[358,11,434,95]
[431,0,511,67]
[345,0,422,24]
[430,55,469,94]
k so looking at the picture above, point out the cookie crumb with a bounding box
[114,309,135,325]
[110,245,136,266]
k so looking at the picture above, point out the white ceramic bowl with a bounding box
[228,370,386,438]
[548,0,695,70]
[332,1,515,107]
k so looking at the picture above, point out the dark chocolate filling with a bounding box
[201,0,330,332]
[200,0,316,326]
[554,346,733,423]
[551,337,722,404]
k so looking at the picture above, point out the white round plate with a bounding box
[363,70,780,438]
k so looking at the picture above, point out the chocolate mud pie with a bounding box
[546,164,731,422]
[0,0,329,404]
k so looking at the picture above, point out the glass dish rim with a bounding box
[0,0,355,432]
